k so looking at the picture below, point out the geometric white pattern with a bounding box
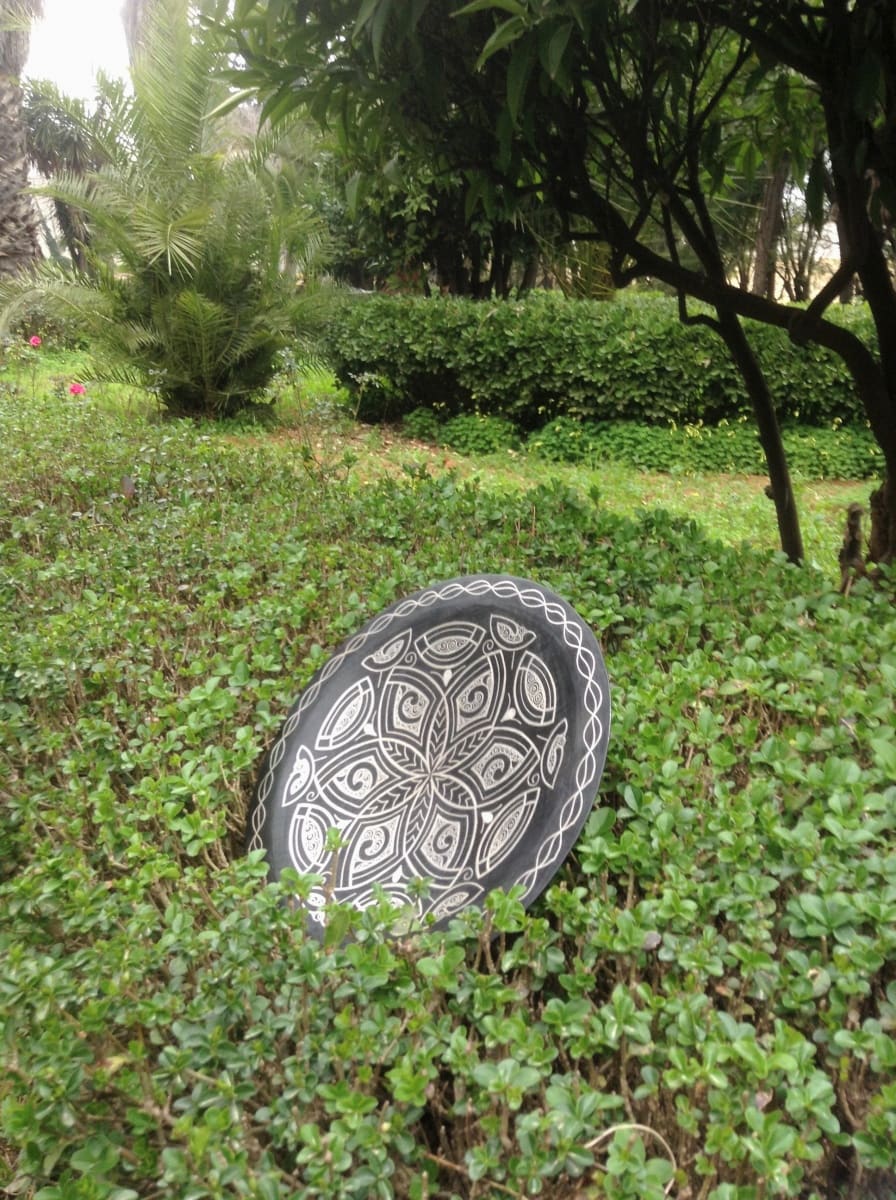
[247,575,610,932]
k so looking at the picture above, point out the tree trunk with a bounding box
[833,208,856,304]
[644,187,804,562]
[519,252,539,293]
[123,0,152,64]
[822,85,896,564]
[0,79,41,276]
[854,243,896,565]
[869,479,894,565]
[0,2,44,278]
[750,157,788,301]
[571,154,895,566]
[717,308,804,564]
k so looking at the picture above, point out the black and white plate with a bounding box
[247,575,611,932]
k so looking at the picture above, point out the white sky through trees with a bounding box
[25,0,130,100]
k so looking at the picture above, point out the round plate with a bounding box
[247,575,611,932]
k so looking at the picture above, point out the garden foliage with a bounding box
[2,392,896,1199]
[325,292,874,432]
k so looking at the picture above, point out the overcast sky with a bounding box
[25,0,131,100]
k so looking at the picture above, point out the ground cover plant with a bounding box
[2,380,895,1200]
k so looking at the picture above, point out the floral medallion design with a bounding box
[248,576,611,931]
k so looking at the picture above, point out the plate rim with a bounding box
[247,573,612,926]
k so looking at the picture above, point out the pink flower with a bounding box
[69,382,86,396]
[29,335,42,347]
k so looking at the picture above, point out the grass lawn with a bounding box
[259,365,871,575]
[2,347,871,572]
[1,355,895,1199]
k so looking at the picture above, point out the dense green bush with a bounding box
[325,291,875,430]
[403,408,520,455]
[3,294,88,351]
[2,392,896,1199]
[528,415,886,479]
[440,412,521,455]
[402,405,443,443]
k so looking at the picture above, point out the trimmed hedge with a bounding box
[324,291,875,430]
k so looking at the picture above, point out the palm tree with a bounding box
[23,74,133,273]
[1,0,331,418]
[0,0,43,277]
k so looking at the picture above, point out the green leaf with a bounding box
[506,36,535,123]
[736,140,762,183]
[369,0,395,66]
[345,171,363,218]
[323,906,353,948]
[464,174,486,222]
[354,0,384,38]
[805,155,827,229]
[456,0,526,15]
[797,893,826,924]
[541,21,573,80]
[851,51,882,118]
[772,71,790,118]
[474,16,526,70]
[870,736,896,778]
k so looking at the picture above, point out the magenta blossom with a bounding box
[29,335,42,347]
[69,382,86,396]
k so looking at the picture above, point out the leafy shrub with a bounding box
[529,415,885,479]
[325,291,875,430]
[525,413,602,462]
[439,412,520,455]
[4,293,87,350]
[402,405,442,442]
[781,423,885,480]
[402,407,520,455]
[2,390,896,1199]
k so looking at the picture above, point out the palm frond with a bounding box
[0,259,106,331]
[129,0,228,167]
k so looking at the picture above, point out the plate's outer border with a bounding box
[247,574,611,922]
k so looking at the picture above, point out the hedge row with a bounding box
[402,408,883,480]
[324,291,874,430]
[529,416,885,480]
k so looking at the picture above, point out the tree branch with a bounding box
[788,256,858,343]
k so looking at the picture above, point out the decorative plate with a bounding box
[247,575,611,932]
